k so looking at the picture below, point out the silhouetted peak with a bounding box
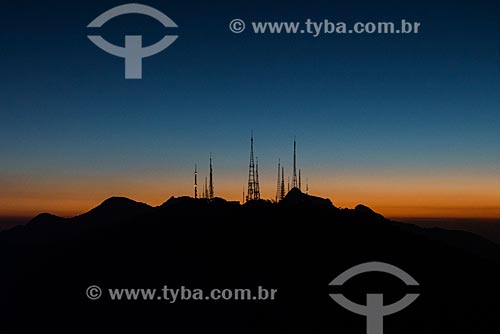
[354,204,374,214]
[280,187,334,208]
[75,197,153,223]
[286,187,303,198]
[28,213,65,226]
[354,204,384,220]
[98,197,147,209]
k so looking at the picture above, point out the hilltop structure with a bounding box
[194,136,306,202]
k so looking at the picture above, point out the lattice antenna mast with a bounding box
[209,153,214,199]
[280,167,285,200]
[275,159,281,202]
[292,137,298,189]
[299,169,302,191]
[194,164,198,199]
[255,157,260,200]
[246,132,257,202]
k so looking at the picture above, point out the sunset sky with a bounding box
[1,0,500,220]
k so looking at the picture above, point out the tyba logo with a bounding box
[329,262,420,334]
[87,3,178,79]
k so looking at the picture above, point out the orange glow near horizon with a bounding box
[1,168,500,220]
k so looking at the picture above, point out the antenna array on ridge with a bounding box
[191,136,308,202]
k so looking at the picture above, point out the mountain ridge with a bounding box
[1,188,500,333]
[3,189,497,259]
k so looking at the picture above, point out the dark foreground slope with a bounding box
[1,190,499,334]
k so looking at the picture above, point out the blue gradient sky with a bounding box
[1,0,500,217]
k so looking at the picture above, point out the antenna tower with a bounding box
[246,133,260,201]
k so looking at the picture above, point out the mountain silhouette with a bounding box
[76,197,153,222]
[279,187,334,208]
[1,189,499,334]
